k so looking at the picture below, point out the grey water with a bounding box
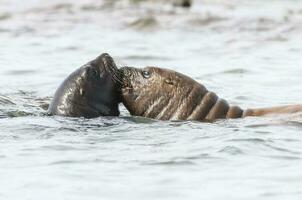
[1,0,302,199]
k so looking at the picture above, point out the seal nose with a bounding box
[120,67,135,89]
[90,53,122,86]
[120,67,133,77]
[92,53,114,70]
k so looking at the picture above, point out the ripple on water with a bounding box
[122,55,171,61]
[0,91,50,118]
[52,3,73,12]
[218,145,244,155]
[0,13,11,21]
[5,70,37,76]
[127,16,159,30]
[25,3,73,14]
[81,1,116,11]
[0,94,15,105]
[221,68,250,74]
[269,155,301,160]
[187,14,228,26]
[1,0,302,199]
[143,160,195,166]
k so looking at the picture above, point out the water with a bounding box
[1,0,302,199]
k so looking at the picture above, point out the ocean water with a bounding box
[0,0,302,199]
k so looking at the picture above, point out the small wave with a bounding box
[285,120,302,128]
[41,144,80,151]
[269,155,301,160]
[264,143,300,155]
[229,138,268,144]
[13,26,36,37]
[143,160,195,166]
[0,91,50,118]
[0,28,10,33]
[122,55,171,61]
[5,69,37,76]
[187,14,228,26]
[197,68,252,79]
[121,116,157,124]
[58,46,80,51]
[52,3,73,11]
[0,13,11,21]
[266,35,288,42]
[238,17,281,32]
[222,68,250,74]
[26,3,73,14]
[50,159,87,165]
[2,110,32,118]
[0,95,15,105]
[49,116,130,133]
[218,145,244,155]
[35,97,51,110]
[127,16,158,30]
[81,1,115,11]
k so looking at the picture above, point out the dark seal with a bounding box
[120,66,302,122]
[48,53,122,118]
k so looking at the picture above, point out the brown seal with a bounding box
[120,66,302,122]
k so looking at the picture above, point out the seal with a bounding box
[120,66,302,122]
[48,53,122,118]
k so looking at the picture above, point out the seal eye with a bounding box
[142,70,151,79]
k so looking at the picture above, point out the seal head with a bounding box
[48,53,122,118]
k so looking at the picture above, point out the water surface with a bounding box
[1,0,302,199]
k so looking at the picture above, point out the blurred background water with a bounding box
[0,0,302,199]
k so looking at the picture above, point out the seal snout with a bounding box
[94,53,123,86]
[120,66,135,90]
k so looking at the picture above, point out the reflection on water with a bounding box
[0,0,302,199]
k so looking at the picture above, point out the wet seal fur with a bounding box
[120,66,302,122]
[48,53,122,118]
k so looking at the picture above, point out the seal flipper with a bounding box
[242,105,302,117]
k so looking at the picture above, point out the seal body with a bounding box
[48,53,122,118]
[120,66,302,122]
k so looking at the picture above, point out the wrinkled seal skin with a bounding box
[120,66,302,122]
[48,53,122,118]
